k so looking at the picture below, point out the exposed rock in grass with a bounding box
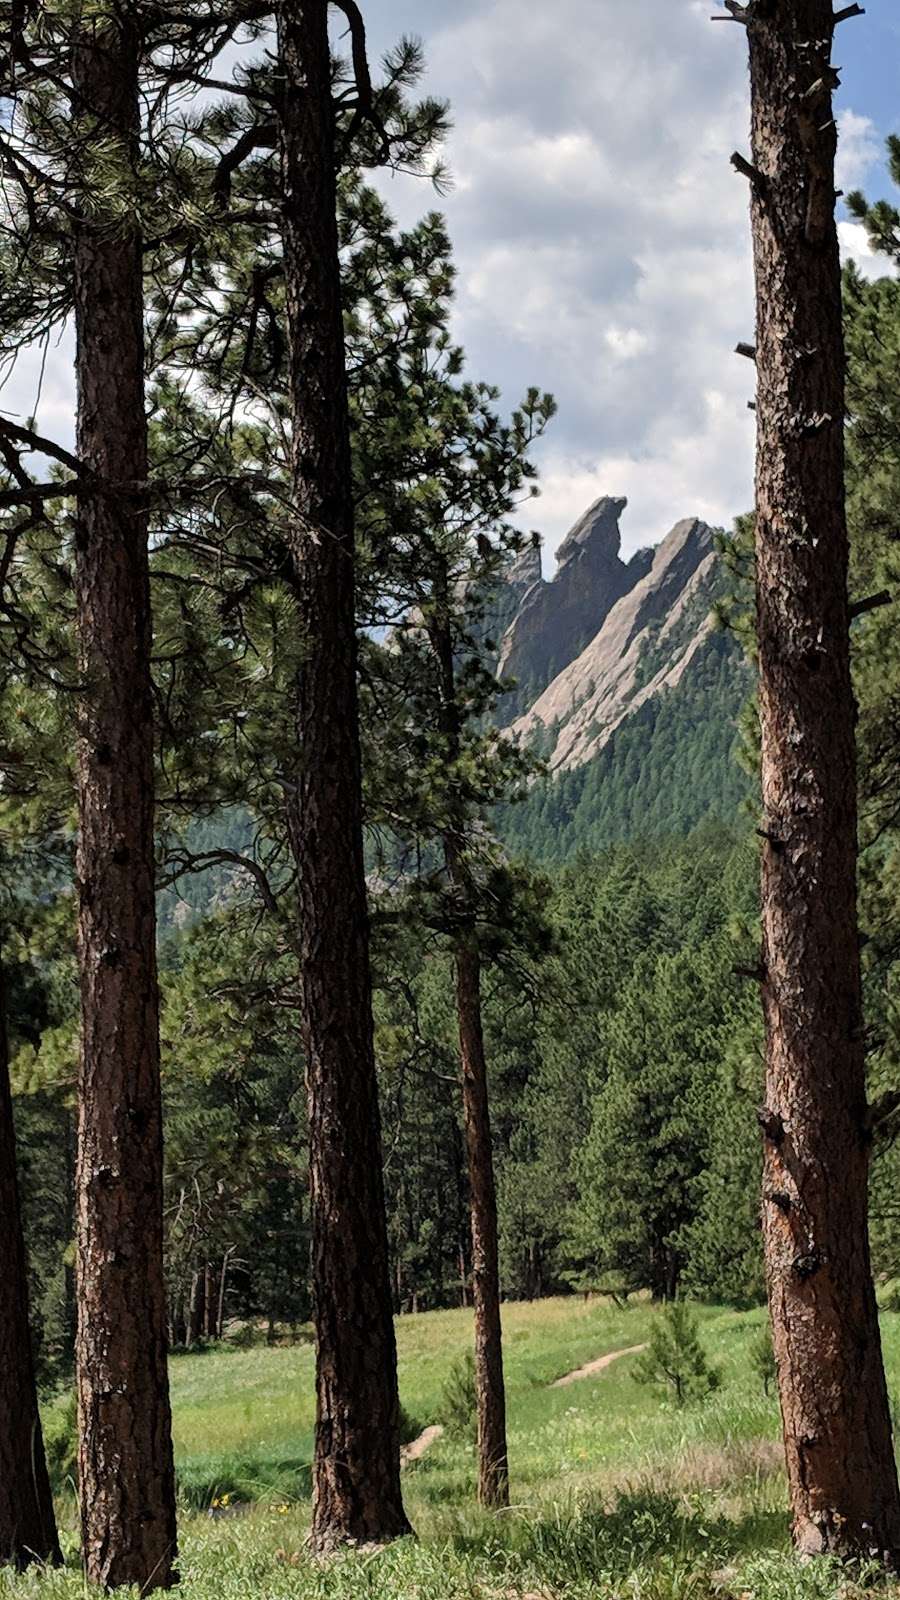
[401,1424,444,1465]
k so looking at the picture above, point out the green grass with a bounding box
[7,1299,900,1599]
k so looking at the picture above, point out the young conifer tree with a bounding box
[430,589,510,1509]
[365,350,554,1509]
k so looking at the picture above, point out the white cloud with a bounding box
[533,381,755,563]
[836,110,881,192]
[370,0,756,562]
[839,220,896,282]
[0,325,75,449]
[368,2,897,567]
[5,0,888,572]
[604,327,650,362]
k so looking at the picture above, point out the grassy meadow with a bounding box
[7,1296,900,1600]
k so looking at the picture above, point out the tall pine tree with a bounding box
[732,0,900,1561]
[275,0,410,1549]
[70,11,177,1586]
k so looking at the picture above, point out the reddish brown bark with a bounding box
[276,0,410,1552]
[431,582,509,1509]
[0,953,60,1571]
[72,13,177,1590]
[741,0,900,1562]
[454,938,510,1509]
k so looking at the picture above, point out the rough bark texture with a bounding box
[277,0,410,1553]
[432,594,510,1510]
[0,955,61,1571]
[454,938,510,1509]
[743,0,900,1563]
[187,1268,206,1349]
[72,15,177,1591]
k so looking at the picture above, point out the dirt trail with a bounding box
[551,1342,648,1388]
[402,1344,647,1462]
[401,1423,444,1464]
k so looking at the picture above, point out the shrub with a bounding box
[878,1278,900,1313]
[440,1350,478,1439]
[230,1323,262,1350]
[43,1391,78,1493]
[515,1488,735,1585]
[750,1325,777,1396]
[175,1452,312,1510]
[634,1303,721,1406]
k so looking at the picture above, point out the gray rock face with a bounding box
[475,539,545,668]
[510,515,722,771]
[496,496,651,720]
[555,495,628,572]
[505,542,543,592]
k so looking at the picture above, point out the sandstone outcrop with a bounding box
[502,511,722,771]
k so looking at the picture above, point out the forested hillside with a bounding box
[10,828,756,1356]
[497,633,751,860]
[478,494,753,858]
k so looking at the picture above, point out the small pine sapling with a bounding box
[750,1326,777,1397]
[635,1303,721,1407]
[441,1351,478,1439]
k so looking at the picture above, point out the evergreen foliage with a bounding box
[496,634,752,864]
[440,1351,478,1440]
[750,1326,777,1397]
[634,1303,722,1407]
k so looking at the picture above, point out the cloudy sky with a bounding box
[358,0,900,562]
[5,1,899,567]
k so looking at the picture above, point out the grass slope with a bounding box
[7,1297,900,1600]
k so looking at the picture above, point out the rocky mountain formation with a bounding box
[496,497,653,721]
[489,495,749,860]
[162,496,745,921]
[494,497,727,771]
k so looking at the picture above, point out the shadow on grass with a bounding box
[175,1409,426,1513]
[448,1488,790,1586]
[417,1471,478,1505]
[176,1454,313,1511]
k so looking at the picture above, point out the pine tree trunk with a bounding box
[204,1264,217,1340]
[453,1126,470,1307]
[743,0,900,1562]
[455,938,510,1509]
[430,566,510,1509]
[216,1249,232,1341]
[71,15,177,1590]
[172,1296,187,1352]
[187,1268,206,1349]
[276,0,409,1552]
[0,952,60,1571]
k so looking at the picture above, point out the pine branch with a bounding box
[0,417,85,477]
[332,0,390,162]
[849,590,892,622]
[159,847,286,928]
[212,122,277,208]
